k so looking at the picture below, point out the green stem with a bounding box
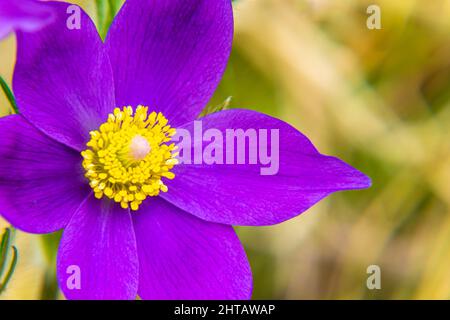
[0,76,19,114]
[39,231,62,300]
[39,265,59,300]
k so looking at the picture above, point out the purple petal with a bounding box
[133,197,252,300]
[162,109,371,226]
[106,0,233,127]
[0,0,55,40]
[57,195,138,300]
[13,1,115,151]
[0,115,90,233]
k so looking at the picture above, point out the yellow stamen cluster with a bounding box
[81,106,178,211]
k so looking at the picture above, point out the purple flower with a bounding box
[0,0,55,39]
[0,0,371,300]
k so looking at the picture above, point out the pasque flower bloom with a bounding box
[0,0,55,40]
[0,0,371,300]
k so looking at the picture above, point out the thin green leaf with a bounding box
[0,76,19,114]
[200,96,232,117]
[95,0,107,39]
[96,0,122,40]
[0,228,11,280]
[0,246,18,294]
[104,2,116,38]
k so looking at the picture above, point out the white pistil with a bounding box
[130,134,151,161]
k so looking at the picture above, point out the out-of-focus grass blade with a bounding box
[105,0,120,28]
[0,228,18,294]
[40,231,62,265]
[0,228,11,280]
[39,231,62,300]
[0,246,18,294]
[95,0,107,39]
[0,76,18,114]
[200,96,232,117]
[210,49,279,117]
[96,0,122,40]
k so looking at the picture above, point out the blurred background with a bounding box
[1,0,449,299]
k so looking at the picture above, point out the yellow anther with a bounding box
[82,105,178,211]
[104,188,113,197]
[130,202,139,211]
[161,172,175,179]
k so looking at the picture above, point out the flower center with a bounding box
[130,134,151,161]
[81,106,178,211]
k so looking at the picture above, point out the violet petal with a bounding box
[106,0,233,127]
[162,109,371,226]
[13,2,115,151]
[0,115,90,233]
[57,195,138,300]
[133,197,252,300]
